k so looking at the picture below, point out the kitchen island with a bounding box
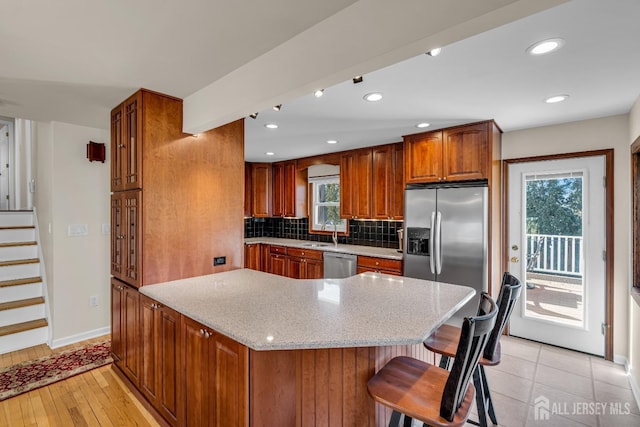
[137,269,474,426]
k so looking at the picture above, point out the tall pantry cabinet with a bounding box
[110,89,246,426]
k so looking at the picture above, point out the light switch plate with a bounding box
[68,224,88,236]
[101,224,110,234]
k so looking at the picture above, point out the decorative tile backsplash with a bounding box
[244,217,403,249]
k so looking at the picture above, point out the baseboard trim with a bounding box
[616,354,640,414]
[50,326,110,349]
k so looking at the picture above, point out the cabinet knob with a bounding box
[301,252,305,256]
[375,261,379,265]
[118,144,125,148]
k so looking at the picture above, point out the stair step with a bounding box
[0,226,35,230]
[0,241,36,248]
[0,318,48,337]
[0,297,44,311]
[0,276,42,288]
[0,258,39,267]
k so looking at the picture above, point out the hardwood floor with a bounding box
[0,336,158,426]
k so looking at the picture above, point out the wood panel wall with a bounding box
[141,91,244,284]
[249,344,433,427]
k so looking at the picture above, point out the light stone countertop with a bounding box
[244,237,403,260]
[139,269,474,351]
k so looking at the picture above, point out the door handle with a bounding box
[511,257,519,263]
[429,212,436,274]
[435,211,442,275]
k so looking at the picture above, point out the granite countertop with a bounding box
[140,269,474,351]
[244,237,403,260]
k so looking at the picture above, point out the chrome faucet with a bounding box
[322,220,339,247]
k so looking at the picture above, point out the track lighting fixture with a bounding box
[314,89,324,98]
[273,104,282,111]
[249,112,258,119]
[426,47,442,57]
[352,76,363,84]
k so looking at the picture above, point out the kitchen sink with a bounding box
[303,243,329,247]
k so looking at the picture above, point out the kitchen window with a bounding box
[309,175,347,233]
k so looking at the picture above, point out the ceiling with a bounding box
[245,0,640,162]
[2,0,636,163]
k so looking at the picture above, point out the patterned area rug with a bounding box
[0,340,112,401]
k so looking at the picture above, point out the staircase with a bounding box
[0,211,49,353]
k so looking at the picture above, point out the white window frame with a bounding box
[309,175,347,233]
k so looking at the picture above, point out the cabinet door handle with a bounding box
[199,328,205,336]
[118,144,125,148]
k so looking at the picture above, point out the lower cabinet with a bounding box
[182,315,249,427]
[357,256,403,276]
[112,287,249,426]
[140,295,182,426]
[244,243,261,270]
[286,248,323,279]
[111,278,140,386]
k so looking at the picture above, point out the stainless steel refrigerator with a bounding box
[403,184,488,321]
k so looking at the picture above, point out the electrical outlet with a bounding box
[213,256,226,266]
[89,295,98,307]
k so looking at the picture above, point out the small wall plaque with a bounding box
[87,141,105,163]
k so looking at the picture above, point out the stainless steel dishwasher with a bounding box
[323,252,357,278]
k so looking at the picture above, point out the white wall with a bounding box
[628,95,640,401]
[34,121,110,346]
[502,114,630,359]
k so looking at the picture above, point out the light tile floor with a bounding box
[459,336,640,427]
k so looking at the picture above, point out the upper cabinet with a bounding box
[341,143,403,220]
[404,121,493,184]
[111,92,143,192]
[372,143,404,220]
[245,160,308,218]
[247,163,272,217]
[272,160,307,218]
[340,148,372,219]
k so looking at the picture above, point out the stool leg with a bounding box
[389,410,402,426]
[438,355,450,369]
[403,415,413,427]
[480,366,498,425]
[473,368,488,427]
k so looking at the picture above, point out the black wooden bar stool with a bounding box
[368,292,497,427]
[424,273,522,427]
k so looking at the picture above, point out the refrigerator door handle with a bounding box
[435,211,443,275]
[429,212,436,274]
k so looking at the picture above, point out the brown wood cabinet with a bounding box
[269,245,288,275]
[111,92,143,192]
[340,148,373,219]
[111,278,140,386]
[372,143,404,220]
[272,160,308,218]
[404,122,491,184]
[249,163,272,217]
[111,190,141,287]
[109,89,244,288]
[140,295,182,426]
[181,316,249,427]
[286,248,323,279]
[357,256,403,276]
[244,243,261,270]
[244,163,252,217]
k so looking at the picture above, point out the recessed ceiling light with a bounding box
[526,38,565,55]
[545,95,569,104]
[264,123,278,129]
[314,89,324,98]
[426,47,442,57]
[265,152,275,156]
[364,92,383,102]
[327,140,338,144]
[272,104,282,111]
[416,122,430,128]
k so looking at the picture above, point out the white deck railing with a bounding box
[526,233,582,277]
